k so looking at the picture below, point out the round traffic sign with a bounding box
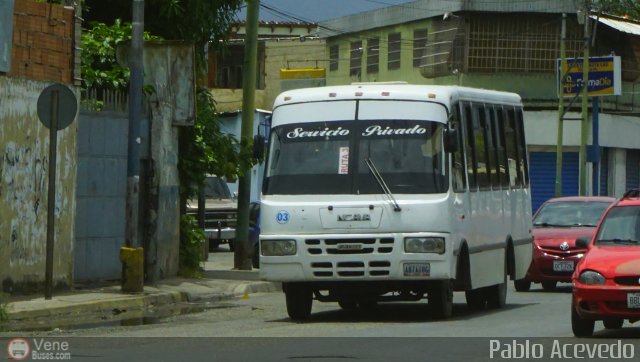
[37,83,78,130]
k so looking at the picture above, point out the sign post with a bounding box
[36,83,77,300]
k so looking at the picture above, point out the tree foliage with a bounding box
[81,19,160,90]
[595,0,640,19]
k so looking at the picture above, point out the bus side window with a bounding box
[496,107,511,188]
[515,108,529,186]
[505,107,522,187]
[473,105,489,190]
[464,103,478,191]
[452,104,466,192]
[486,105,500,190]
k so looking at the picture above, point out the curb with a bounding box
[1,280,281,331]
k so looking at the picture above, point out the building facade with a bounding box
[319,0,640,211]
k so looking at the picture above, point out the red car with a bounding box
[515,196,615,292]
[571,190,640,337]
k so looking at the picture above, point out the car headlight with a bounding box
[261,240,296,256]
[578,270,606,285]
[404,237,445,254]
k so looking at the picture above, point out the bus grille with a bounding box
[305,237,395,255]
[310,261,391,278]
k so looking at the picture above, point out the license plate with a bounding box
[628,293,640,309]
[404,263,430,277]
[553,260,574,272]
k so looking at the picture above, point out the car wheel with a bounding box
[571,302,594,337]
[429,280,453,319]
[486,266,507,309]
[541,281,557,291]
[465,288,486,310]
[603,318,624,329]
[514,278,531,292]
[285,284,312,321]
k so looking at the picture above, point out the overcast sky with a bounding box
[235,0,414,23]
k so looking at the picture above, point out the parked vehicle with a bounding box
[515,196,615,292]
[187,176,237,252]
[571,190,640,337]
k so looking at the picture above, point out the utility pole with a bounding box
[235,0,260,270]
[555,13,567,197]
[121,0,145,292]
[579,0,590,196]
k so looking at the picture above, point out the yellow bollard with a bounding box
[120,247,144,292]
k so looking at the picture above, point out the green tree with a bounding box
[595,0,640,19]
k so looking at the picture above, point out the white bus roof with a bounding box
[273,84,522,109]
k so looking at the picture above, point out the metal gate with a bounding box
[74,110,128,281]
[529,151,579,214]
[626,149,640,191]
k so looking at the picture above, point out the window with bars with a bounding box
[367,37,379,74]
[350,41,363,77]
[466,14,583,73]
[413,28,428,68]
[388,32,401,70]
[329,44,339,72]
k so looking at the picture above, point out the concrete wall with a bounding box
[143,43,193,280]
[0,77,77,293]
[0,0,78,293]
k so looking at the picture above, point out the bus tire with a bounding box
[486,256,507,309]
[430,280,453,319]
[465,288,486,310]
[285,284,312,321]
[514,278,531,292]
[338,300,357,310]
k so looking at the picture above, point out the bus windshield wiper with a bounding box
[365,157,401,212]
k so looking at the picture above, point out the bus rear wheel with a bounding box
[514,278,531,292]
[429,281,453,319]
[285,284,312,321]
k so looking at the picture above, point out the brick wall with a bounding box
[9,0,75,84]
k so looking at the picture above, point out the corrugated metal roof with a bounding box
[319,0,579,38]
[593,16,640,36]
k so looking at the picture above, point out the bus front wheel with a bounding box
[429,280,453,319]
[285,284,312,321]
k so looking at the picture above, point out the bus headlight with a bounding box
[261,240,296,256]
[578,270,606,285]
[404,237,445,254]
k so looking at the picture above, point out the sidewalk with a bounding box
[0,249,280,332]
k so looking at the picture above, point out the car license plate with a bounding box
[628,293,640,309]
[404,263,430,277]
[553,260,574,272]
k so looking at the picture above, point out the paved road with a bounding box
[15,249,639,361]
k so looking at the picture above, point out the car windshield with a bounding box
[204,176,231,199]
[263,120,447,195]
[595,205,640,246]
[533,201,611,227]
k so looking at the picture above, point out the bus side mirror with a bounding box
[253,135,265,160]
[443,128,458,153]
